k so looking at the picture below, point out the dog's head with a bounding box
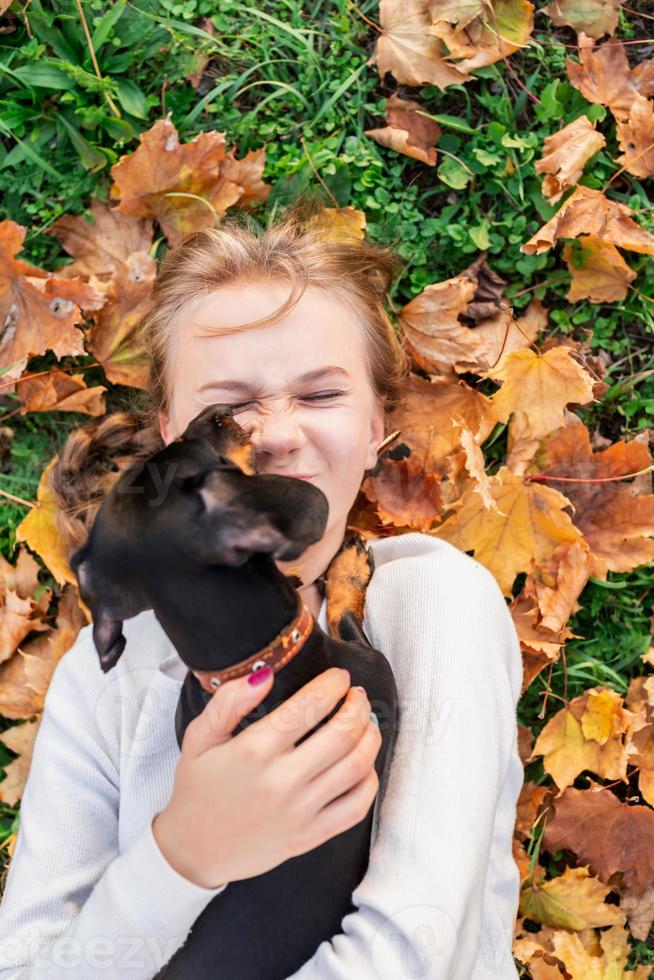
[70,403,329,671]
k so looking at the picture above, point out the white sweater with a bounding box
[0,532,524,979]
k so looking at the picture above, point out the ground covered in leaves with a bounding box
[1,1,654,976]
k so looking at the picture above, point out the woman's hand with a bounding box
[152,667,382,889]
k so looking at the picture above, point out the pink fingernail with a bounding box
[248,665,273,685]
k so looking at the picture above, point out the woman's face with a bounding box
[158,279,385,582]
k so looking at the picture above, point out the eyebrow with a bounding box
[196,366,352,394]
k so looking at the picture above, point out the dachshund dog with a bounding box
[70,403,399,979]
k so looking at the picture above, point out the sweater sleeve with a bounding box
[0,625,227,980]
[285,547,524,980]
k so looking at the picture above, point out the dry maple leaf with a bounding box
[543,785,654,898]
[563,235,637,303]
[398,273,544,378]
[372,0,473,89]
[519,864,625,931]
[535,114,606,204]
[365,93,442,164]
[0,546,51,665]
[550,922,651,980]
[485,346,596,442]
[15,457,117,593]
[109,116,271,245]
[567,33,654,123]
[45,198,157,389]
[625,676,654,809]
[0,221,104,383]
[523,538,591,633]
[361,456,443,530]
[434,465,584,596]
[384,372,495,477]
[533,419,654,578]
[15,370,107,416]
[515,779,549,840]
[0,584,87,720]
[615,92,654,179]
[510,592,576,693]
[47,198,155,281]
[85,270,156,389]
[543,0,622,39]
[305,206,367,242]
[433,0,534,74]
[0,718,40,806]
[529,690,638,792]
[521,185,654,256]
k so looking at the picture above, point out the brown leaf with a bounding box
[460,254,508,322]
[109,117,271,245]
[85,266,156,389]
[361,457,443,530]
[543,785,654,897]
[567,33,654,123]
[434,465,584,596]
[16,370,107,416]
[365,93,441,164]
[521,186,654,256]
[535,114,606,203]
[47,198,155,281]
[563,235,637,303]
[519,864,625,930]
[384,373,495,477]
[0,221,104,383]
[372,0,473,89]
[434,0,534,74]
[486,346,596,441]
[523,539,591,634]
[543,0,621,39]
[0,584,87,719]
[615,93,654,179]
[0,719,40,805]
[536,419,654,577]
[305,206,367,242]
[398,274,543,378]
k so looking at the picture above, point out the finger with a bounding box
[181,666,275,759]
[305,717,382,814]
[308,770,379,852]
[290,685,373,782]
[242,666,351,756]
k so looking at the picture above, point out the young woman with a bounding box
[0,203,524,979]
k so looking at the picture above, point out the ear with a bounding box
[70,547,137,673]
[182,472,329,567]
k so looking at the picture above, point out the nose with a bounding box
[242,403,306,462]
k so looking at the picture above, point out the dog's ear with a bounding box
[71,547,137,673]
[183,472,329,566]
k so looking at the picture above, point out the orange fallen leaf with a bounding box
[521,186,654,257]
[563,235,637,303]
[365,93,441,164]
[110,116,271,245]
[535,114,606,203]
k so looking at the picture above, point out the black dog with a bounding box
[70,403,399,980]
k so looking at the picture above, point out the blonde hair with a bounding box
[51,195,410,554]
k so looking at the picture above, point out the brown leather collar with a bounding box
[191,589,314,694]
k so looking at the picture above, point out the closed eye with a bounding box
[230,391,344,410]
